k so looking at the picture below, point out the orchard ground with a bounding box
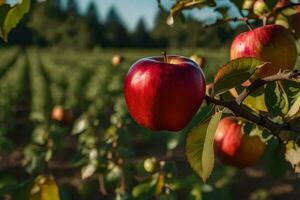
[1,46,300,199]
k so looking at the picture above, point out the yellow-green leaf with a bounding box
[0,0,30,41]
[186,111,222,182]
[286,92,300,119]
[243,86,268,112]
[214,57,266,95]
[29,175,60,200]
[167,0,216,25]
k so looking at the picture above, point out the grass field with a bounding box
[1,46,300,200]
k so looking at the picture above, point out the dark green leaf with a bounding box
[265,0,278,9]
[214,57,266,95]
[265,81,289,116]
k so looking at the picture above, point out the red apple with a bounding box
[214,117,266,168]
[124,55,206,131]
[52,106,74,124]
[231,24,297,78]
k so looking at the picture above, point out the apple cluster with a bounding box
[124,24,297,168]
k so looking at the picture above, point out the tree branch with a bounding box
[236,70,300,105]
[204,17,254,29]
[205,95,300,139]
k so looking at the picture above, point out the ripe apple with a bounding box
[112,54,124,66]
[124,55,206,131]
[231,24,297,78]
[214,117,266,168]
[51,106,74,124]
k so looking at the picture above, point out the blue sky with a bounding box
[8,0,238,31]
[69,0,234,31]
[76,0,160,31]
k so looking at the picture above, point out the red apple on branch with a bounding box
[214,117,266,168]
[124,53,206,131]
[231,24,297,78]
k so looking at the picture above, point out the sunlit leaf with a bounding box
[167,0,216,25]
[29,175,60,200]
[214,57,266,95]
[243,86,268,112]
[0,0,31,41]
[186,111,222,182]
[155,175,165,196]
[285,141,300,174]
[243,0,255,10]
[275,14,289,28]
[0,0,6,6]
[286,91,300,119]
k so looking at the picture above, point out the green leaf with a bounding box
[132,179,156,198]
[286,92,300,120]
[184,104,215,134]
[243,0,255,10]
[275,14,289,28]
[29,175,60,200]
[265,81,289,116]
[214,57,265,95]
[282,80,300,105]
[281,7,300,16]
[167,0,216,25]
[186,111,222,182]
[243,86,268,112]
[264,140,288,178]
[0,0,31,41]
[264,0,278,9]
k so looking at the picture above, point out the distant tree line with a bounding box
[3,0,236,48]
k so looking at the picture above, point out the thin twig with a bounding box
[238,10,253,30]
[236,70,300,105]
[204,17,249,28]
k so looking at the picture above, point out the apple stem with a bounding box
[162,51,168,63]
